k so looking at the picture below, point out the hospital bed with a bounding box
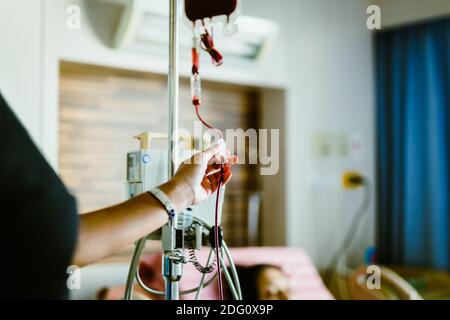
[70,247,334,300]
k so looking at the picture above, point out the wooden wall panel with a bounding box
[59,62,260,247]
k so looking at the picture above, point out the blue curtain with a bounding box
[376,17,450,271]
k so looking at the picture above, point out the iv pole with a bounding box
[163,0,181,301]
[168,0,179,173]
[124,0,242,302]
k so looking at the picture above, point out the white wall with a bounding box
[0,0,43,145]
[282,0,376,268]
[242,0,376,267]
[373,0,450,28]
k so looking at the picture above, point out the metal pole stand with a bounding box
[164,0,181,301]
[161,223,183,300]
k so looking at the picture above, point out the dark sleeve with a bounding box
[0,93,79,299]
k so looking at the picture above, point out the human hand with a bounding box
[159,141,238,212]
[172,141,238,207]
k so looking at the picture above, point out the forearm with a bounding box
[72,181,192,267]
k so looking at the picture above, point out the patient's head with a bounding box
[231,264,290,300]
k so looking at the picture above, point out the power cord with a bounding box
[325,180,372,287]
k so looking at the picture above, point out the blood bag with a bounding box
[185,0,237,22]
[184,0,240,36]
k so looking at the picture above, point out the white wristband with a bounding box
[148,188,176,219]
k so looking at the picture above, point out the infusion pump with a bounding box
[126,133,224,228]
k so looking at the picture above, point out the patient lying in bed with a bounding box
[96,247,333,300]
[228,264,290,300]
